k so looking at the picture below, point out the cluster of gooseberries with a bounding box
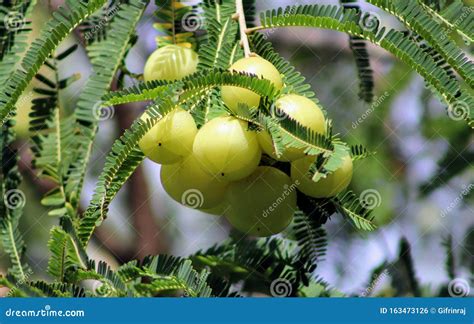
[141,44,353,237]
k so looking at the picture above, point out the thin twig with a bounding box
[235,0,251,57]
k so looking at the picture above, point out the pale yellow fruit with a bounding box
[144,45,198,82]
[258,94,326,161]
[200,202,231,216]
[221,56,283,113]
[193,116,261,181]
[160,154,229,209]
[139,107,197,164]
[225,166,297,237]
[291,153,353,198]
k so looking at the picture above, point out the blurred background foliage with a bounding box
[0,0,472,297]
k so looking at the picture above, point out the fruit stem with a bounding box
[235,0,251,57]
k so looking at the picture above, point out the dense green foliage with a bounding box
[0,0,471,297]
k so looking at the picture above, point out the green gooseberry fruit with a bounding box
[225,166,297,237]
[193,116,261,182]
[139,107,197,164]
[160,154,229,209]
[291,152,353,198]
[221,56,283,113]
[258,94,326,162]
[144,44,198,82]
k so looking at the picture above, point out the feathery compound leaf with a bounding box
[350,144,375,161]
[67,0,149,214]
[198,0,240,70]
[47,226,85,282]
[292,211,327,269]
[367,0,474,88]
[154,0,198,48]
[332,191,376,231]
[253,4,474,128]
[308,142,349,182]
[0,0,109,126]
[274,112,333,156]
[341,0,375,103]
[249,33,315,98]
[78,0,123,45]
[192,238,309,295]
[0,120,30,282]
[70,259,128,296]
[28,281,86,297]
[419,0,474,44]
[134,255,213,297]
[30,46,80,217]
[0,1,36,85]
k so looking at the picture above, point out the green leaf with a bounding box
[253,4,474,128]
[0,0,109,125]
